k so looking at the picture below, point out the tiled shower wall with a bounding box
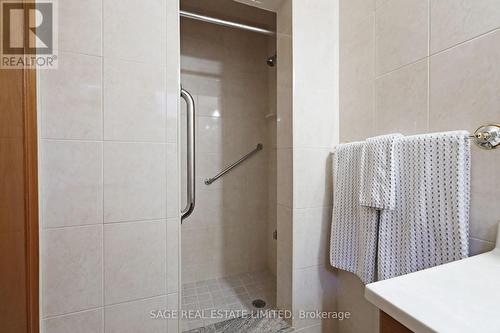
[180,18,276,283]
[339,0,500,332]
[267,36,278,279]
[289,0,339,332]
[38,0,180,331]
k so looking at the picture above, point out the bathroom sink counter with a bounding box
[365,230,500,333]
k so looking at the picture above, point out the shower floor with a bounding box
[183,312,293,333]
[181,270,276,332]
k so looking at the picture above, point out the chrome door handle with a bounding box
[181,87,195,222]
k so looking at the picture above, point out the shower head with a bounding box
[267,54,277,67]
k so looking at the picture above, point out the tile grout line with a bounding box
[430,25,500,58]
[42,218,168,231]
[375,55,429,80]
[101,0,105,331]
[43,306,104,321]
[41,138,170,145]
[43,294,172,321]
[427,0,431,132]
[375,25,500,81]
[373,7,377,136]
[176,3,183,332]
[164,0,169,313]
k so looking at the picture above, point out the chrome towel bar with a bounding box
[205,144,263,186]
[333,124,500,152]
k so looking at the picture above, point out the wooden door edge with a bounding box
[23,66,39,333]
[23,1,39,330]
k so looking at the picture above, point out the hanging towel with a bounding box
[378,131,471,280]
[330,142,379,284]
[359,134,403,210]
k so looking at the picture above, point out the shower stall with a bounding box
[179,0,278,330]
[31,0,338,331]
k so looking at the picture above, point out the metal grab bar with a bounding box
[181,87,196,222]
[205,144,263,185]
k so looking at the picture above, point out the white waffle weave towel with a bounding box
[378,131,471,280]
[359,134,403,210]
[330,142,379,284]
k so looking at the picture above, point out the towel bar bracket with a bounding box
[471,124,500,150]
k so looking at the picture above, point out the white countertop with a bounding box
[365,225,500,333]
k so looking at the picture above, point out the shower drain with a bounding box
[252,299,266,309]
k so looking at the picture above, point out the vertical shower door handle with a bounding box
[181,87,195,222]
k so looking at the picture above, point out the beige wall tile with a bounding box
[167,219,180,293]
[293,0,338,148]
[337,271,378,333]
[248,222,271,271]
[277,149,293,207]
[40,52,102,140]
[166,0,180,74]
[430,31,500,242]
[340,15,375,142]
[42,140,103,228]
[197,95,221,118]
[166,0,180,145]
[166,77,179,144]
[470,190,500,243]
[222,31,269,76]
[340,0,374,26]
[339,0,500,330]
[103,60,166,142]
[375,0,389,8]
[429,30,500,132]
[167,15,180,313]
[43,309,103,333]
[104,220,166,305]
[197,117,223,154]
[375,0,428,75]
[292,265,337,330]
[277,205,292,313]
[431,0,500,53]
[166,1,181,326]
[167,143,179,219]
[184,189,223,228]
[104,143,166,223]
[39,0,180,324]
[105,296,167,333]
[293,149,333,209]
[167,293,179,333]
[196,153,224,191]
[469,148,500,242]
[469,237,495,256]
[59,0,102,56]
[293,79,337,148]
[277,36,292,149]
[290,3,339,325]
[42,225,103,317]
[375,59,429,135]
[277,0,292,36]
[103,0,166,64]
[293,207,331,269]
